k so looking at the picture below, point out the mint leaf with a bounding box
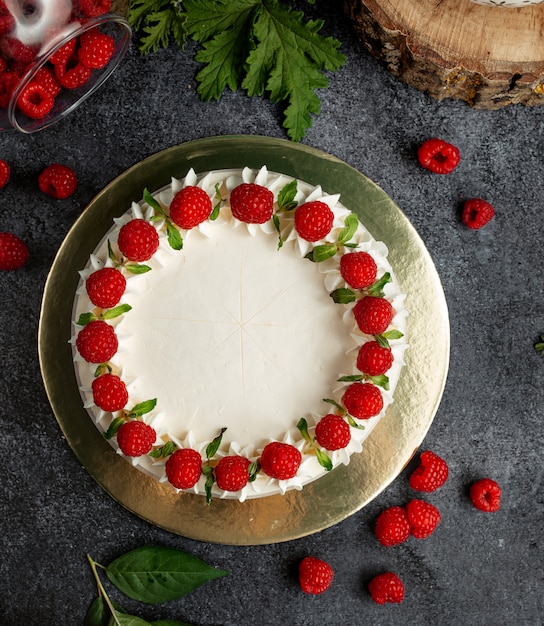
[109,611,152,626]
[315,447,332,471]
[125,264,152,275]
[84,596,111,626]
[166,222,183,251]
[102,304,132,320]
[337,213,359,245]
[106,546,228,604]
[277,179,298,212]
[535,335,544,354]
[305,243,337,262]
[337,374,364,383]
[206,427,226,459]
[330,287,356,304]
[77,312,97,326]
[367,272,392,297]
[129,399,157,417]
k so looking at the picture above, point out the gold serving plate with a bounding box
[38,136,449,545]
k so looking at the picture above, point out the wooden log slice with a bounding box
[343,0,544,108]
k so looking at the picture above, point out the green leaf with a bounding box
[296,417,311,443]
[305,243,337,262]
[206,427,226,459]
[368,374,390,390]
[346,414,365,430]
[337,374,363,383]
[129,399,157,417]
[151,621,193,626]
[375,329,403,349]
[330,287,356,304]
[106,546,228,604]
[149,441,177,459]
[277,179,298,212]
[272,213,283,249]
[84,596,111,626]
[315,447,332,471]
[166,222,184,251]
[202,464,215,505]
[104,417,125,440]
[125,264,152,275]
[367,272,392,297]
[129,0,187,54]
[337,213,359,245]
[78,312,97,326]
[102,304,132,320]
[322,398,346,415]
[535,335,544,354]
[108,610,152,626]
[143,188,164,215]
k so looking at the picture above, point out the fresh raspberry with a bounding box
[368,572,405,604]
[0,158,9,188]
[76,319,118,363]
[79,0,112,17]
[417,138,460,174]
[0,232,29,270]
[48,38,77,66]
[91,373,128,412]
[214,455,251,492]
[406,499,441,539]
[259,441,302,480]
[409,450,449,493]
[462,198,495,230]
[342,382,383,420]
[298,556,334,595]
[78,31,115,69]
[33,66,62,98]
[16,83,55,120]
[230,183,274,224]
[117,219,159,262]
[375,505,411,547]
[0,2,15,37]
[56,59,92,89]
[470,478,501,512]
[38,164,77,199]
[0,69,20,108]
[86,267,126,309]
[169,186,213,230]
[356,341,393,377]
[315,414,351,450]
[353,296,393,335]
[116,420,156,457]
[165,448,203,490]
[294,201,334,242]
[339,251,377,289]
[1,37,39,63]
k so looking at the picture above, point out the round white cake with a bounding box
[71,166,408,501]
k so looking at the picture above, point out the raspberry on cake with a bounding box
[71,166,408,501]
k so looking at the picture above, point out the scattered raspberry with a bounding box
[462,198,495,230]
[116,420,156,457]
[409,450,449,493]
[86,267,127,309]
[76,319,118,363]
[353,296,394,335]
[38,164,77,199]
[17,82,55,120]
[294,200,334,242]
[33,66,62,98]
[339,251,377,289]
[0,3,15,37]
[0,232,29,270]
[406,499,441,539]
[298,556,334,595]
[214,455,251,492]
[368,572,405,604]
[78,31,115,69]
[417,138,460,174]
[315,414,351,450]
[1,37,39,63]
[259,441,302,480]
[117,219,159,262]
[356,341,393,377]
[79,0,112,17]
[165,448,203,490]
[91,373,128,412]
[169,186,213,229]
[56,59,92,90]
[375,506,411,547]
[0,159,9,189]
[48,38,77,66]
[342,382,383,420]
[470,478,501,512]
[230,183,274,224]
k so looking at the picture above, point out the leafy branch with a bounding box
[128,0,345,141]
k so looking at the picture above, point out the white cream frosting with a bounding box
[71,167,408,501]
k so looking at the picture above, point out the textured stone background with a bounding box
[0,2,543,625]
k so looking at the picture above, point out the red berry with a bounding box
[368,572,405,604]
[76,319,118,363]
[116,420,156,457]
[462,198,495,230]
[417,138,460,174]
[230,183,274,224]
[91,373,128,412]
[353,296,393,335]
[406,499,441,539]
[33,66,62,98]
[48,38,77,66]
[0,159,10,189]
[470,478,501,512]
[56,59,92,89]
[294,201,334,242]
[165,448,203,490]
[117,219,159,262]
[169,186,213,229]
[79,0,112,17]
[342,382,383,420]
[409,450,449,493]
[0,232,29,270]
[298,556,334,595]
[0,3,15,37]
[17,82,55,120]
[375,505,411,547]
[86,267,126,309]
[315,414,351,450]
[259,441,302,480]
[78,31,115,69]
[214,455,251,492]
[356,341,393,377]
[339,251,377,289]
[1,37,39,63]
[38,164,77,199]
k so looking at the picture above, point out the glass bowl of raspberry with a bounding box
[0,0,131,133]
